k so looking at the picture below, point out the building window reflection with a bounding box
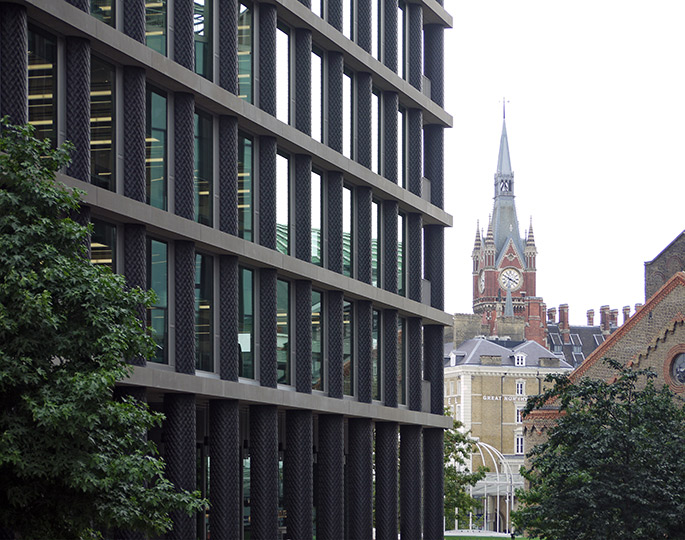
[194,111,213,226]
[90,57,115,190]
[311,48,323,142]
[372,309,381,400]
[276,24,290,123]
[343,69,352,159]
[311,170,322,266]
[238,133,253,240]
[238,267,254,378]
[277,279,290,385]
[371,200,380,287]
[91,219,116,270]
[194,0,212,79]
[146,0,167,55]
[90,0,114,26]
[312,290,323,390]
[146,87,167,210]
[343,186,353,277]
[195,253,213,372]
[276,153,290,255]
[28,28,57,144]
[397,316,406,404]
[147,238,168,364]
[398,212,405,296]
[238,2,253,102]
[343,300,353,396]
[398,106,406,188]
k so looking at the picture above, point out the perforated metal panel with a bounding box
[285,409,313,539]
[250,405,279,539]
[294,30,312,135]
[326,172,343,274]
[0,4,27,124]
[356,73,372,168]
[123,67,146,202]
[407,317,422,411]
[220,255,239,381]
[124,224,147,366]
[382,92,398,183]
[423,428,445,540]
[66,37,90,183]
[295,280,312,393]
[407,4,423,90]
[174,93,195,220]
[375,422,398,540]
[259,268,278,388]
[123,0,145,42]
[356,187,372,285]
[326,53,343,152]
[400,424,422,538]
[347,418,373,538]
[259,136,277,249]
[219,115,239,235]
[294,155,312,261]
[316,415,344,539]
[407,109,423,196]
[174,0,194,70]
[356,300,372,403]
[383,309,398,408]
[327,291,343,399]
[218,0,238,92]
[259,4,277,115]
[174,240,196,374]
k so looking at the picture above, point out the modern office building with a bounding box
[0,0,453,538]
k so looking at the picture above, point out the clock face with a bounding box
[499,268,522,291]
[671,353,685,384]
[479,271,485,293]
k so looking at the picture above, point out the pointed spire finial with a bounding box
[501,97,510,119]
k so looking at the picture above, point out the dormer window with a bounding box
[514,353,526,367]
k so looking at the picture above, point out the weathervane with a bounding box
[500,97,510,119]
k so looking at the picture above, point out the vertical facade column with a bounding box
[174,92,195,220]
[382,92,398,183]
[382,200,398,293]
[400,424,422,538]
[317,414,344,540]
[259,268,278,387]
[356,72,372,168]
[326,172,344,273]
[375,422,398,540]
[175,240,196,374]
[294,155,312,261]
[356,0,372,52]
[250,405,279,540]
[259,136,277,249]
[66,37,90,183]
[382,0,397,72]
[327,0,343,32]
[406,3,423,91]
[347,418,373,539]
[259,3,277,116]
[124,224,147,366]
[327,290,344,398]
[356,300,372,403]
[424,25,444,106]
[407,213,422,302]
[174,0,194,71]
[407,317,422,411]
[218,0,239,93]
[209,399,241,540]
[219,115,238,235]
[295,280,312,393]
[382,309,398,408]
[424,125,444,209]
[424,225,444,309]
[123,67,146,201]
[219,255,239,381]
[285,409,313,539]
[407,109,423,196]
[164,393,196,540]
[294,29,312,135]
[123,0,145,42]
[423,428,444,540]
[0,3,28,124]
[326,52,344,152]
[424,325,444,415]
[356,186,372,284]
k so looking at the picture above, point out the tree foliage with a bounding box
[444,410,487,527]
[0,121,205,539]
[513,358,685,540]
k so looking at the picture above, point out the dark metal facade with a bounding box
[0,0,453,537]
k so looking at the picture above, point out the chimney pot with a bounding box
[622,306,631,325]
[587,309,595,326]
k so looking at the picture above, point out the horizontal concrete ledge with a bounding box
[123,365,453,429]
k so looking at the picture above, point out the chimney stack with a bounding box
[559,304,570,343]
[635,303,643,312]
[600,305,611,335]
[622,306,631,325]
[587,309,595,326]
[610,309,619,328]
[547,307,557,324]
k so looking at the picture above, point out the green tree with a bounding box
[0,121,205,539]
[444,410,487,527]
[513,358,685,540]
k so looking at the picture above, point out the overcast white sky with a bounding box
[442,0,685,325]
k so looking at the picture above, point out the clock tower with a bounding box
[472,112,546,345]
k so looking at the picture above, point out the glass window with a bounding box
[398,213,405,296]
[343,69,352,159]
[516,381,525,395]
[276,24,289,123]
[194,111,213,226]
[312,290,323,390]
[371,0,379,58]
[312,0,321,17]
[398,106,406,188]
[91,0,114,26]
[90,57,115,190]
[238,267,254,378]
[238,2,253,102]
[238,132,253,240]
[147,238,168,364]
[276,153,290,255]
[277,279,290,385]
[515,354,525,367]
[516,408,523,424]
[397,2,406,78]
[311,170,322,265]
[397,316,406,404]
[28,28,57,143]
[342,186,353,277]
[372,309,381,400]
[146,0,167,54]
[311,48,323,142]
[195,253,213,372]
[146,87,167,210]
[343,300,353,396]
[342,0,352,39]
[371,90,380,174]
[515,435,524,455]
[371,201,379,287]
[91,219,116,270]
[194,0,212,79]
